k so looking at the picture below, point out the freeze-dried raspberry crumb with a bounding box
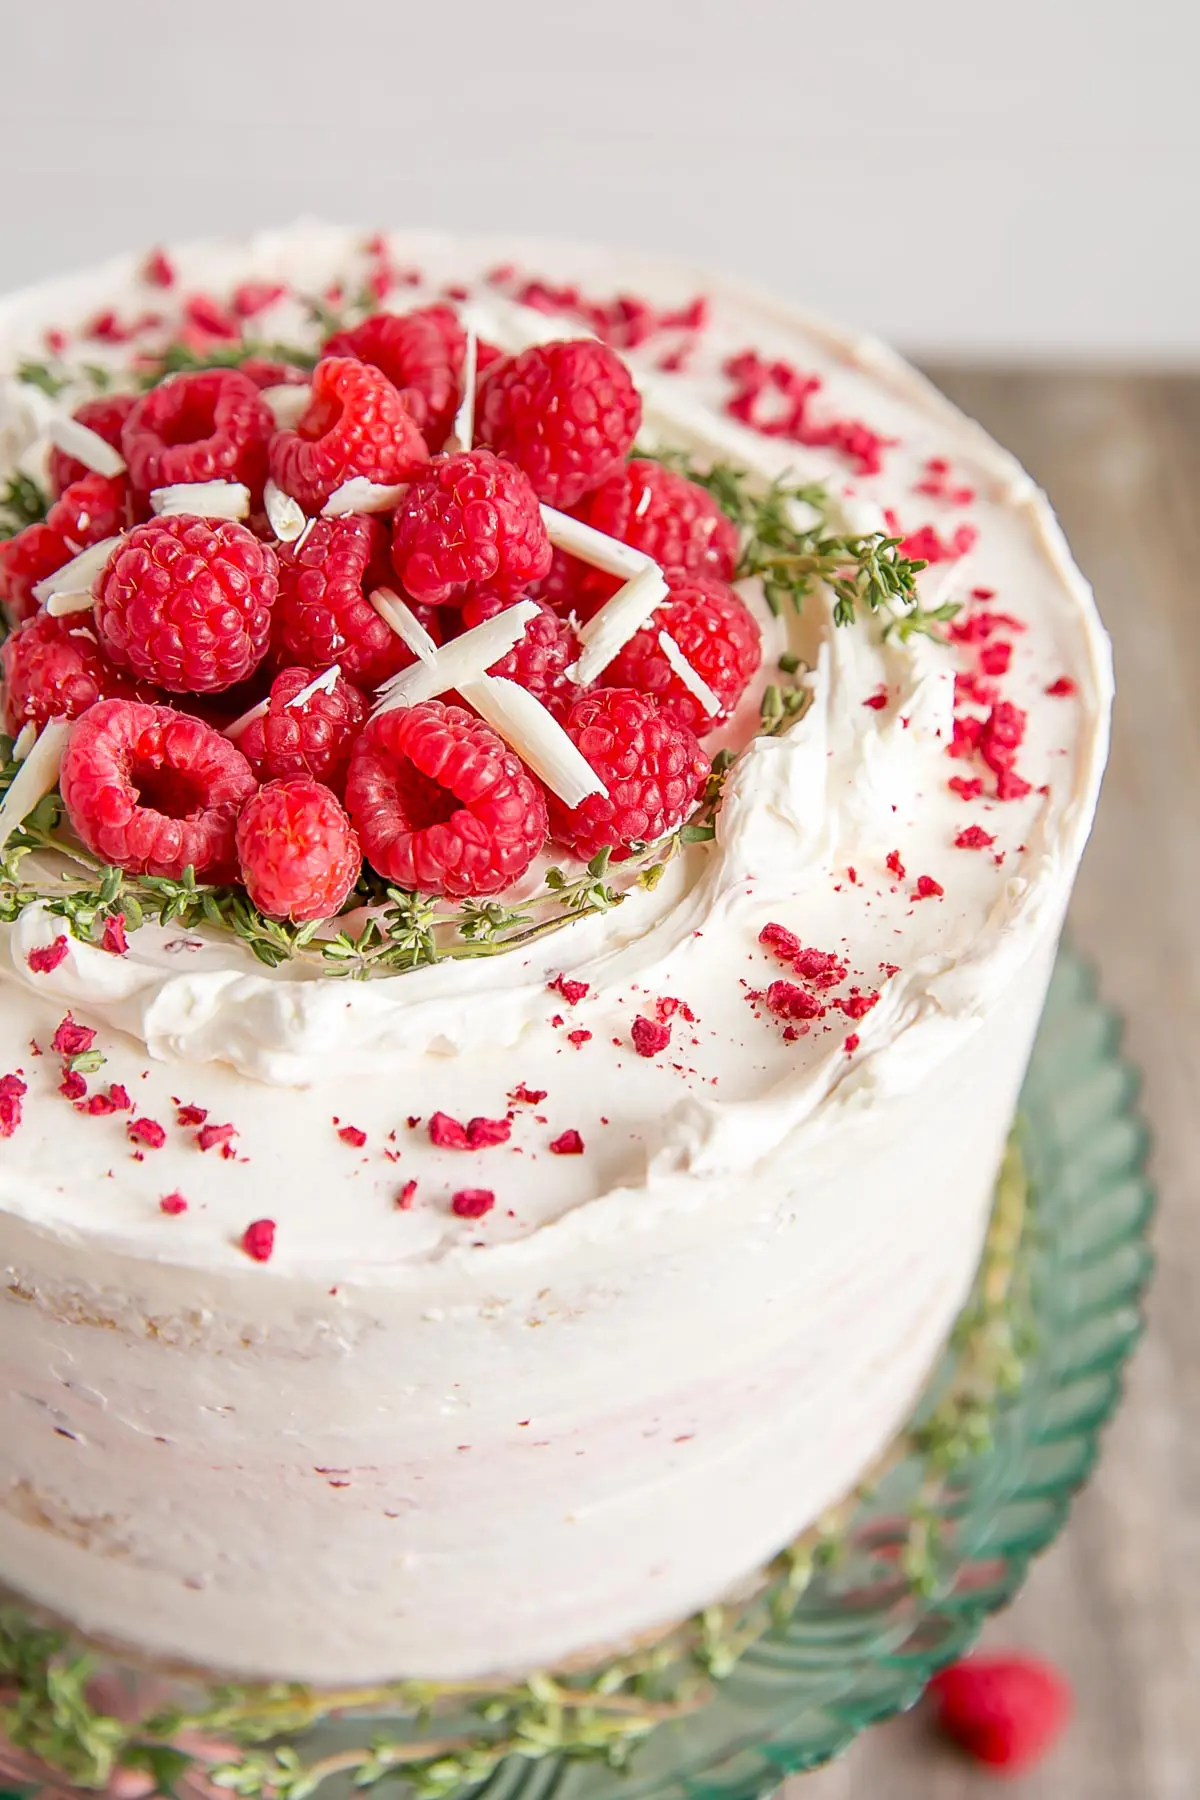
[122,367,273,502]
[95,515,277,694]
[567,1028,592,1047]
[948,775,984,801]
[567,458,739,610]
[51,1014,96,1058]
[844,1033,860,1054]
[996,768,1033,801]
[233,281,287,319]
[886,849,906,880]
[765,981,824,1021]
[509,1083,548,1106]
[632,1015,671,1057]
[48,394,137,495]
[0,1073,27,1138]
[60,1069,88,1102]
[547,689,709,861]
[272,514,424,690]
[897,520,978,564]
[955,825,996,849]
[947,715,983,760]
[451,1188,495,1219]
[396,1179,417,1209]
[863,689,888,711]
[108,1084,132,1111]
[128,1116,166,1149]
[61,699,257,881]
[176,1102,207,1126]
[550,1129,584,1155]
[468,1116,512,1148]
[182,293,240,341]
[346,700,548,898]
[160,1192,188,1215]
[457,591,580,714]
[759,922,802,962]
[337,1123,367,1148]
[837,989,879,1019]
[429,1110,468,1149]
[794,948,848,988]
[241,1218,276,1261]
[549,974,589,1004]
[198,1121,237,1152]
[1,611,144,736]
[141,248,175,288]
[928,1654,1072,1772]
[1046,675,1077,697]
[237,664,368,798]
[979,641,1012,677]
[914,875,944,899]
[723,350,894,474]
[0,524,75,626]
[326,304,465,450]
[979,701,1026,770]
[237,778,362,923]
[390,449,551,605]
[476,338,642,507]
[27,937,70,974]
[102,912,128,955]
[604,575,761,734]
[269,355,429,514]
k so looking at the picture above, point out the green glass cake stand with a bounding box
[0,945,1153,1800]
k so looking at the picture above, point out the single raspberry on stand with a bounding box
[604,575,761,734]
[272,514,438,689]
[457,590,579,715]
[121,368,274,503]
[47,394,137,495]
[0,523,72,626]
[569,459,740,610]
[476,339,642,507]
[60,698,258,880]
[267,356,428,514]
[345,699,548,897]
[236,777,362,921]
[94,516,278,693]
[46,471,131,551]
[546,688,710,859]
[325,305,465,451]
[237,665,367,796]
[1,612,144,733]
[927,1654,1072,1773]
[390,449,552,605]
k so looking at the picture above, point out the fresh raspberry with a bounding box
[236,777,362,921]
[476,339,642,508]
[928,1655,1072,1772]
[390,449,552,605]
[604,575,761,734]
[268,356,428,514]
[60,698,257,880]
[237,665,367,796]
[94,516,278,693]
[0,523,72,626]
[546,689,709,859]
[272,514,437,689]
[238,355,310,391]
[345,699,548,897]
[1,612,144,734]
[569,459,740,610]
[121,368,274,503]
[457,590,579,715]
[325,305,465,451]
[46,472,131,552]
[47,394,137,496]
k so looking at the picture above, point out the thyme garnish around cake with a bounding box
[0,471,49,541]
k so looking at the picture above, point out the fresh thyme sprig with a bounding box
[0,470,49,540]
[14,357,70,398]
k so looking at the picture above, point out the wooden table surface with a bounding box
[789,370,1200,1800]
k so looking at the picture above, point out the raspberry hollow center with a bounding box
[155,388,221,450]
[132,761,208,819]
[398,763,461,831]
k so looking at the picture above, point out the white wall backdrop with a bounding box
[3,0,1196,361]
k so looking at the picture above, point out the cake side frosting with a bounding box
[0,226,1111,1680]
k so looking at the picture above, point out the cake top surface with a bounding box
[0,225,1111,1281]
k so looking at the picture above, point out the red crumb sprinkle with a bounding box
[948,776,984,801]
[451,1188,495,1219]
[197,1121,236,1152]
[568,1028,593,1048]
[508,1083,548,1106]
[59,1069,88,1102]
[467,1115,512,1148]
[127,1117,166,1149]
[845,1034,860,1054]
[549,974,590,1005]
[428,1111,511,1149]
[550,1128,585,1155]
[886,849,906,880]
[51,1014,96,1058]
[27,936,70,974]
[863,689,888,711]
[429,1110,468,1149]
[955,825,996,850]
[0,1073,28,1138]
[108,1083,132,1111]
[631,1015,672,1057]
[914,875,944,900]
[794,947,849,987]
[1046,675,1077,697]
[656,996,696,1023]
[142,248,175,287]
[241,1218,276,1261]
[760,922,802,962]
[979,641,1013,677]
[101,913,128,955]
[766,980,824,1021]
[159,1192,188,1215]
[996,768,1033,801]
[396,1179,417,1210]
[337,1123,367,1148]
[838,989,879,1019]
[176,1102,207,1126]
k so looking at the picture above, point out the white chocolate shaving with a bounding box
[321,478,409,517]
[540,506,654,582]
[457,675,604,807]
[264,479,308,543]
[285,666,341,709]
[0,717,70,854]
[261,383,311,429]
[372,601,539,715]
[657,629,721,716]
[223,699,270,742]
[150,481,250,521]
[444,328,478,455]
[12,723,36,762]
[48,416,125,478]
[370,588,438,666]
[569,564,670,686]
[33,536,122,609]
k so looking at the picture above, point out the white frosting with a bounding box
[0,226,1111,1682]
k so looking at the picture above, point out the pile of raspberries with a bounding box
[0,307,762,922]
